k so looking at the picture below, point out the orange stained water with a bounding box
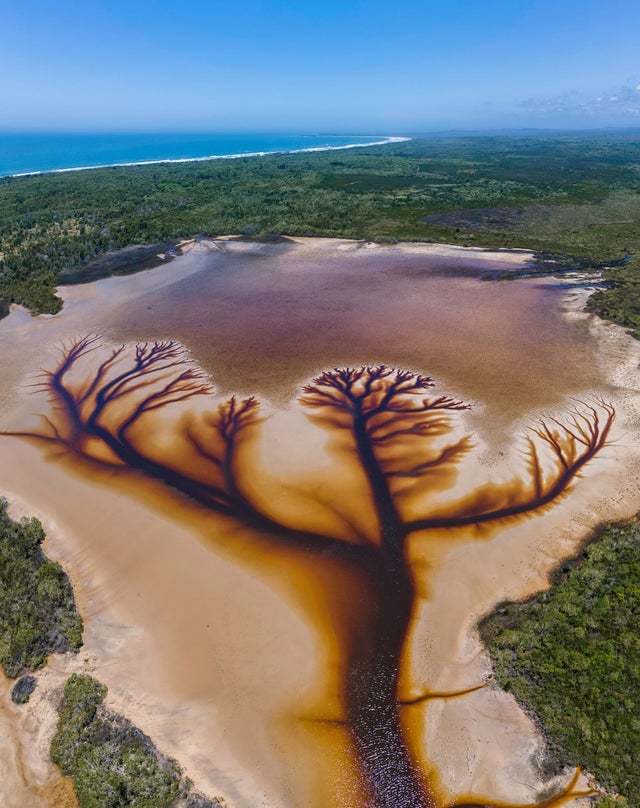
[0,238,634,808]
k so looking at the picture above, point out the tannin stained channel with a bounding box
[4,335,614,808]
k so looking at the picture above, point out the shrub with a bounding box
[481,521,640,804]
[0,499,83,677]
[51,674,222,808]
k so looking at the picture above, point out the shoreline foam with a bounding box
[7,136,411,179]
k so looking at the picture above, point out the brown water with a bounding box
[102,240,600,420]
[0,238,637,808]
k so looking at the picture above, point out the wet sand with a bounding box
[0,237,639,807]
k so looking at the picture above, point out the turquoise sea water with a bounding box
[0,132,395,177]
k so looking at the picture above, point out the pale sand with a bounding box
[0,238,638,806]
[409,288,640,804]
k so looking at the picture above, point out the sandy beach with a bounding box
[1,237,639,807]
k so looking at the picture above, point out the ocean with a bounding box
[0,132,401,178]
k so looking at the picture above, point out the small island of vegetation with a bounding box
[0,499,223,806]
[52,673,222,808]
[0,498,83,678]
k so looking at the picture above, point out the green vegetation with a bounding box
[2,133,639,802]
[1,132,639,330]
[480,521,640,806]
[0,499,218,805]
[587,256,640,339]
[0,498,83,677]
[51,674,221,808]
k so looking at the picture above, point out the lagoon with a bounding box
[1,238,639,807]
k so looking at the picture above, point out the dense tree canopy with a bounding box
[482,521,640,806]
[1,133,639,328]
[0,499,83,677]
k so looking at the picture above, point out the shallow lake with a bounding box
[0,238,637,808]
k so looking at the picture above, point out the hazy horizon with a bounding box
[3,0,640,132]
[3,125,640,135]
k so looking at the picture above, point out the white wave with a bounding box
[9,136,412,178]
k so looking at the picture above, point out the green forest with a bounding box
[0,499,82,678]
[51,674,221,808]
[1,133,639,330]
[481,521,640,806]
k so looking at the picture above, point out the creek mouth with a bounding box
[0,237,638,808]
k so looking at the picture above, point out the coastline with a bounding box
[6,135,411,179]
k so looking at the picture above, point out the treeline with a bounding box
[0,500,222,807]
[52,674,222,808]
[1,133,639,324]
[481,521,640,806]
[0,499,83,678]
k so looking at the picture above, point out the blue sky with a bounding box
[2,0,640,132]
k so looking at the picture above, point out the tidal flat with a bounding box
[0,237,639,808]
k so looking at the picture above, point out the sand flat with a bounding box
[0,238,639,807]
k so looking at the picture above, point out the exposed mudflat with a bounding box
[0,237,638,807]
